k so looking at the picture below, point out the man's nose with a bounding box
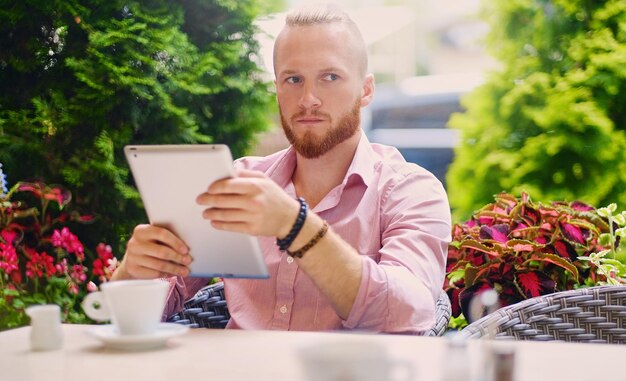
[298,84,322,110]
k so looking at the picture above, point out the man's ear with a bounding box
[360,74,375,108]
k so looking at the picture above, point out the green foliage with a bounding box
[447,0,626,221]
[448,314,468,331]
[0,0,275,252]
[579,203,626,284]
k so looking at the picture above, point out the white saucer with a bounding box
[88,323,189,350]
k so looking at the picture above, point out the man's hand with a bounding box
[196,169,300,238]
[112,224,192,281]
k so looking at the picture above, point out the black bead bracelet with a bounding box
[276,197,308,251]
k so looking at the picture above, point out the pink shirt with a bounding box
[164,132,451,333]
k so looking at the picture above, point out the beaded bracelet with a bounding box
[276,197,308,251]
[287,221,329,258]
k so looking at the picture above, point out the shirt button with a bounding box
[286,256,294,264]
[279,305,288,314]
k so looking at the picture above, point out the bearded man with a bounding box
[111,3,451,334]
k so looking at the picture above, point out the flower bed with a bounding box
[0,165,117,329]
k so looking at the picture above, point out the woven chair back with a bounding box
[459,285,626,343]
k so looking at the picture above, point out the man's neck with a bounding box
[292,131,361,208]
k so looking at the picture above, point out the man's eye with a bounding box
[286,77,301,84]
[323,74,338,81]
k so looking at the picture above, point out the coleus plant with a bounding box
[446,192,613,328]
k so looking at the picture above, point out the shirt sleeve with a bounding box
[161,276,211,321]
[342,170,451,334]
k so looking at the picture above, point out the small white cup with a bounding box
[299,340,414,381]
[25,304,63,351]
[81,279,169,335]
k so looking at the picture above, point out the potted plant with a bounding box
[0,163,117,330]
[446,192,614,329]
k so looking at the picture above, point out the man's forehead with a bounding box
[275,24,361,61]
[276,23,353,45]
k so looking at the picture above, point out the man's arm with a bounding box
[285,211,362,319]
[199,169,363,319]
[342,171,451,332]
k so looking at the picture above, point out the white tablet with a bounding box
[124,144,269,279]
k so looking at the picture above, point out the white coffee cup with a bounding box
[81,279,169,335]
[299,340,414,381]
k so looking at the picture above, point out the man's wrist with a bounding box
[286,220,328,258]
[276,197,308,251]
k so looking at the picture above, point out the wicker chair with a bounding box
[167,282,452,336]
[427,288,452,336]
[459,285,626,343]
[167,282,230,329]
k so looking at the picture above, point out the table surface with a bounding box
[1,324,625,381]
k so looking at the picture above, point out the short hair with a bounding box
[285,3,354,26]
[279,3,368,76]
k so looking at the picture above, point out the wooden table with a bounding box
[0,324,623,381]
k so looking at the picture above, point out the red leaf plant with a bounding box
[0,180,117,329]
[445,192,612,327]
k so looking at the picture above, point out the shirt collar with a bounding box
[264,145,297,196]
[344,131,376,188]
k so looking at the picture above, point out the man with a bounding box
[111,3,451,333]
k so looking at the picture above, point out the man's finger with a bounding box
[207,177,260,195]
[202,207,251,222]
[196,192,254,209]
[133,224,188,254]
[132,240,192,266]
[138,255,190,277]
[210,220,251,234]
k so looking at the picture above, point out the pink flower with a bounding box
[86,281,98,292]
[51,227,85,261]
[67,282,79,295]
[55,258,68,274]
[96,243,113,260]
[106,257,118,272]
[70,264,87,283]
[99,257,119,282]
[0,242,19,275]
[93,243,114,276]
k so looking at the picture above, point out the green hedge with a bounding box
[0,0,275,252]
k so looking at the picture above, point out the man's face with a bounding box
[273,23,373,159]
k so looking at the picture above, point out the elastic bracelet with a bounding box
[276,197,308,251]
[287,221,329,259]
